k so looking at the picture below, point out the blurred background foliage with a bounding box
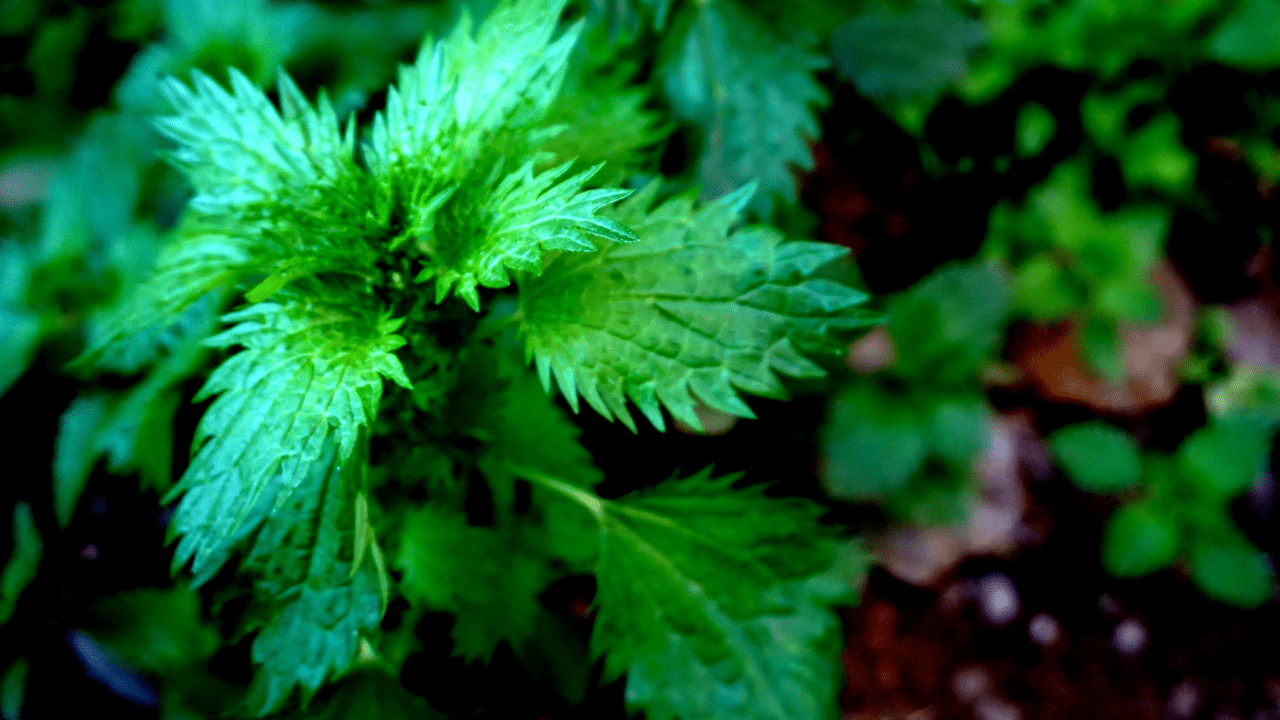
[6,0,1280,718]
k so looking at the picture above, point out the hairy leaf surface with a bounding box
[519,183,874,431]
[363,0,638,310]
[591,470,850,720]
[166,293,410,585]
[238,438,384,715]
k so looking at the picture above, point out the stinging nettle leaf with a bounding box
[395,504,552,663]
[238,435,384,716]
[165,293,410,586]
[591,469,850,720]
[660,0,828,216]
[417,161,639,311]
[156,67,356,216]
[362,0,640,311]
[519,182,875,432]
[831,0,987,101]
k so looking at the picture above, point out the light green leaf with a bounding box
[831,0,987,101]
[239,437,384,716]
[157,67,384,292]
[1188,538,1276,608]
[1101,502,1178,578]
[363,0,639,310]
[417,161,639,311]
[1120,114,1196,194]
[591,469,849,720]
[0,504,42,625]
[157,67,356,219]
[520,183,874,432]
[166,293,410,585]
[1049,421,1143,494]
[1016,102,1057,158]
[660,0,827,214]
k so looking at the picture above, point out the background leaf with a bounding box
[1049,421,1143,494]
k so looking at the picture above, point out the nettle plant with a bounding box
[75,1,876,717]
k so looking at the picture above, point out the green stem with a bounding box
[508,464,606,524]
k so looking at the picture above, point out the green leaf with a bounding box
[1101,502,1178,578]
[292,668,445,720]
[1209,0,1280,69]
[0,503,42,624]
[157,67,355,221]
[480,367,603,492]
[166,293,410,585]
[76,237,241,375]
[822,383,930,498]
[238,436,384,716]
[660,0,827,214]
[926,396,991,465]
[1188,539,1276,608]
[396,504,552,662]
[86,587,219,671]
[541,36,671,184]
[0,240,42,397]
[363,0,639,311]
[519,183,874,432]
[0,657,27,720]
[155,67,383,288]
[1049,421,1143,494]
[1119,114,1196,194]
[52,395,108,528]
[591,470,850,720]
[887,260,1011,385]
[368,0,580,159]
[416,161,640,311]
[1016,102,1057,158]
[831,0,987,101]
[1178,417,1274,498]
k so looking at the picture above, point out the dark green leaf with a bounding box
[592,470,849,720]
[292,669,445,719]
[660,0,827,214]
[831,0,986,101]
[239,439,384,716]
[396,504,552,662]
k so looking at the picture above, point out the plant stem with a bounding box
[507,464,606,523]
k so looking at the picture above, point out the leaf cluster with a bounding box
[1050,416,1278,607]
